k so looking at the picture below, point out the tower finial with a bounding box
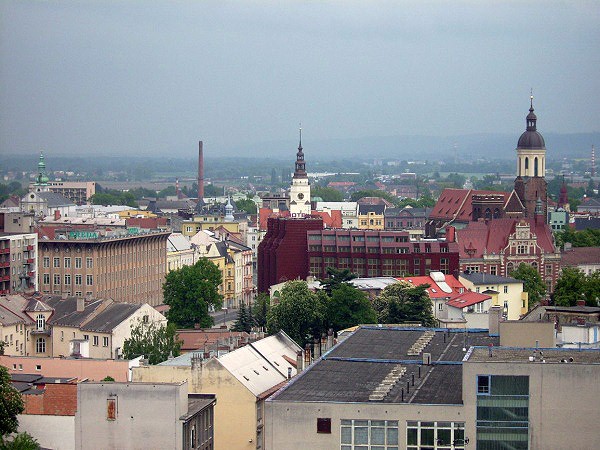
[530,88,534,110]
[299,123,302,149]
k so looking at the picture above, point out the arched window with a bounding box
[524,157,529,175]
[493,208,500,219]
[534,157,539,177]
[506,262,514,274]
[531,262,538,270]
[484,208,492,220]
[36,338,46,353]
[36,314,45,331]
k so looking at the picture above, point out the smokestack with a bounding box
[198,141,204,201]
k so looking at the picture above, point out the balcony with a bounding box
[27,271,35,277]
[30,327,51,336]
[0,276,10,282]
[0,248,9,254]
[27,245,34,251]
[0,262,9,268]
[0,290,8,295]
[26,259,35,264]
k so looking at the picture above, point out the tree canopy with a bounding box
[311,185,344,202]
[267,281,325,347]
[0,365,24,437]
[373,282,436,327]
[319,267,357,295]
[163,258,223,328]
[90,189,137,207]
[553,268,600,307]
[122,320,182,365]
[252,293,271,331]
[324,284,377,331]
[509,263,546,308]
[350,189,399,206]
[235,197,257,214]
[231,302,254,333]
[554,228,600,249]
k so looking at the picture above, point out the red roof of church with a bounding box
[311,210,343,228]
[455,218,556,259]
[429,188,511,223]
[258,208,290,230]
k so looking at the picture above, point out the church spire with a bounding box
[526,94,537,132]
[293,125,307,179]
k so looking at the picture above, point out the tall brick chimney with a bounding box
[198,141,204,200]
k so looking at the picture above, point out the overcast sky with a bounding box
[1,1,599,158]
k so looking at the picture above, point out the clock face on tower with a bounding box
[297,193,304,200]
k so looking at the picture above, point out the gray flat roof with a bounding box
[466,346,600,364]
[271,326,499,405]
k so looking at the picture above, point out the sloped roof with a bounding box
[447,291,491,309]
[0,295,35,326]
[398,273,465,299]
[358,204,385,215]
[168,233,192,252]
[218,331,301,397]
[36,192,75,207]
[460,272,520,285]
[43,296,104,328]
[176,329,252,352]
[81,302,141,332]
[455,218,556,258]
[24,297,53,312]
[311,210,343,228]
[429,188,510,223]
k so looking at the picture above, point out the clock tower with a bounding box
[289,127,311,216]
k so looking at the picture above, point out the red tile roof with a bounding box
[560,247,600,268]
[447,291,491,308]
[397,274,466,299]
[429,188,510,223]
[259,208,290,230]
[311,210,343,228]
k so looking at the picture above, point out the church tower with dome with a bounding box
[514,96,547,220]
[289,127,311,216]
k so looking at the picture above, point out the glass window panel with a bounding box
[354,427,368,445]
[421,428,435,445]
[372,447,385,450]
[354,420,368,426]
[437,428,451,445]
[387,427,399,445]
[387,420,398,427]
[421,422,435,428]
[371,427,385,444]
[341,446,352,450]
[341,420,351,425]
[371,420,385,426]
[340,427,352,444]
[407,428,418,445]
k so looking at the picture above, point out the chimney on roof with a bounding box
[61,292,68,300]
[54,210,61,221]
[77,297,85,312]
[198,141,204,201]
[296,350,303,373]
[488,305,502,336]
[446,226,455,243]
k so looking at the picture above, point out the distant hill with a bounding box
[219,132,600,162]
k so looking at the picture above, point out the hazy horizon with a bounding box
[1,1,599,158]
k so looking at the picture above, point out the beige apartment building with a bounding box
[28,180,96,205]
[37,228,169,305]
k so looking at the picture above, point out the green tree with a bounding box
[157,186,177,198]
[555,228,600,249]
[204,184,224,197]
[163,259,223,328]
[311,185,343,202]
[553,268,600,307]
[0,365,24,437]
[509,263,546,308]
[101,376,115,382]
[235,198,257,214]
[122,320,182,365]
[373,282,436,327]
[252,293,271,331]
[231,302,253,332]
[319,267,357,295]
[267,281,325,347]
[325,284,377,331]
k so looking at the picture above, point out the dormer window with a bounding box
[36,314,45,331]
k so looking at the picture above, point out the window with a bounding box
[36,338,46,353]
[438,303,443,311]
[75,274,82,285]
[103,337,109,347]
[407,421,466,450]
[341,419,398,450]
[107,398,117,420]
[43,257,50,268]
[83,334,89,341]
[36,365,42,371]
[86,257,93,269]
[36,314,45,331]
[64,274,71,285]
[440,258,449,274]
[503,286,508,294]
[317,418,331,434]
[43,273,50,285]
[75,257,82,269]
[86,275,93,286]
[53,274,60,285]
[476,375,529,449]
[64,257,71,268]
[93,336,99,346]
[53,257,60,268]
[517,245,527,255]
[490,266,497,275]
[476,302,484,313]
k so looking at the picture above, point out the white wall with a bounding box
[19,415,75,450]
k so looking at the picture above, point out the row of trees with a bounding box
[554,228,600,249]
